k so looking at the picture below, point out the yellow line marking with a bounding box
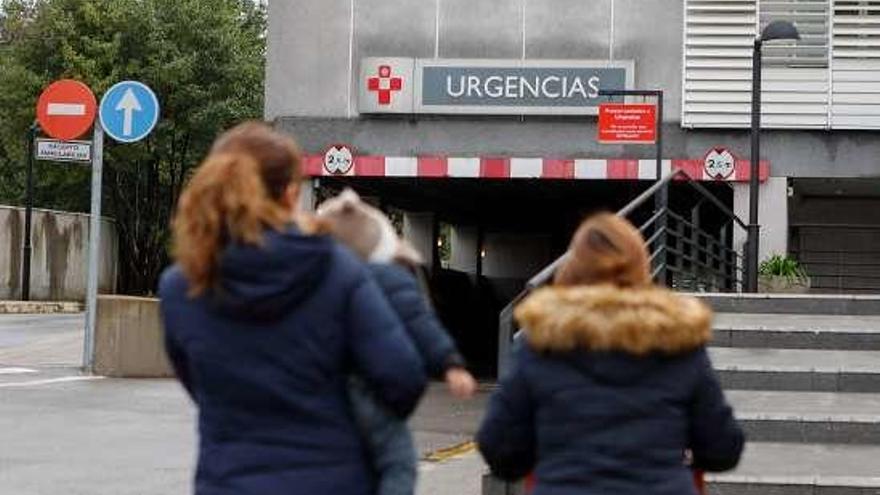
[423,441,477,463]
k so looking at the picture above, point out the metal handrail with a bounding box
[496,168,749,377]
[524,169,745,292]
[666,211,741,260]
[638,209,668,234]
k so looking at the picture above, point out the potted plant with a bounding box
[758,254,811,294]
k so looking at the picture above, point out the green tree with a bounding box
[0,0,266,294]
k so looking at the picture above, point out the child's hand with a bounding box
[445,367,477,399]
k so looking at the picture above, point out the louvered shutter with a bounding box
[760,0,831,127]
[761,0,830,67]
[683,0,758,128]
[832,0,880,128]
[683,0,831,128]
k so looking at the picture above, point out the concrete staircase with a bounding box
[702,294,880,495]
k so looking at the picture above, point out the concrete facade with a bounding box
[0,206,118,302]
[267,0,880,179]
[268,0,879,295]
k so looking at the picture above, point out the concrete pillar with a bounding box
[403,212,435,269]
[94,296,173,378]
[449,226,479,273]
[298,179,316,212]
[733,177,789,263]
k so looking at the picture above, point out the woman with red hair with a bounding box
[477,213,743,495]
[159,122,426,495]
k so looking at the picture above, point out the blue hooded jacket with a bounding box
[158,227,427,495]
[477,285,744,495]
[367,263,465,377]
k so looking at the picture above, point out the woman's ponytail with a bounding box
[173,152,290,296]
[171,121,310,296]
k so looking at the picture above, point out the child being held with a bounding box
[317,188,477,495]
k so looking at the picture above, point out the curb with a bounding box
[424,441,477,463]
[0,301,84,315]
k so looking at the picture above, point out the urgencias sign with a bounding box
[359,58,633,116]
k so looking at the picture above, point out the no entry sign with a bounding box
[36,79,97,141]
[598,103,657,144]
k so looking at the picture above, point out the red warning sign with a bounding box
[36,79,97,141]
[598,103,657,144]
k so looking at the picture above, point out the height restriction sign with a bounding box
[598,103,657,144]
[36,79,97,141]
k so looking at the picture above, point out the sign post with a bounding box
[83,125,103,371]
[598,89,666,282]
[80,79,160,372]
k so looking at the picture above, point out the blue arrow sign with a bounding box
[99,81,159,143]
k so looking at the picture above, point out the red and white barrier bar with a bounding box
[304,155,770,182]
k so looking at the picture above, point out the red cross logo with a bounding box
[367,65,403,105]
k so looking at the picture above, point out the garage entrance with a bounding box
[790,179,880,294]
[316,177,734,377]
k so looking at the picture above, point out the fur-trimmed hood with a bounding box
[515,285,712,356]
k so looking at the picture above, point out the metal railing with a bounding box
[496,169,748,376]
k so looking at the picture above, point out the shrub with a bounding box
[759,254,808,281]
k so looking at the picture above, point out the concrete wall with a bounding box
[403,212,435,269]
[449,225,479,273]
[268,0,880,179]
[0,206,118,301]
[94,296,172,378]
[733,177,789,263]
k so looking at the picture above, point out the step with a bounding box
[710,348,880,393]
[707,443,880,495]
[696,293,880,316]
[713,313,880,350]
[728,390,880,444]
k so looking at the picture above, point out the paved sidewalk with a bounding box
[0,313,489,494]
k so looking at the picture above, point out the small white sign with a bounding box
[323,145,354,175]
[704,147,735,180]
[35,138,92,163]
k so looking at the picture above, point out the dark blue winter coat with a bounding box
[158,227,427,495]
[367,263,464,377]
[477,285,744,495]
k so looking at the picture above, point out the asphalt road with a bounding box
[0,314,84,369]
[0,314,488,495]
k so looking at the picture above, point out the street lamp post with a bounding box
[746,20,800,292]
